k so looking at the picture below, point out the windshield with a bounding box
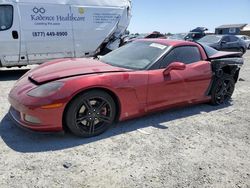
[0,5,13,31]
[198,35,222,43]
[100,41,168,70]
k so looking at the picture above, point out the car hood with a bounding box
[28,58,129,84]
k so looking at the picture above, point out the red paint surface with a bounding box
[9,39,213,132]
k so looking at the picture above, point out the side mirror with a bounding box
[163,62,186,75]
[221,40,227,44]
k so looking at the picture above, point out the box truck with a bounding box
[0,0,131,67]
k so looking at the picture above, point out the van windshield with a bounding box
[0,5,13,31]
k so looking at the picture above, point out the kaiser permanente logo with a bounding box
[31,7,85,22]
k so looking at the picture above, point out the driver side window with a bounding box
[160,46,201,68]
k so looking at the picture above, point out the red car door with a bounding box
[183,61,212,101]
[146,46,212,112]
[146,68,190,111]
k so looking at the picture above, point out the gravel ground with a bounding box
[0,52,250,188]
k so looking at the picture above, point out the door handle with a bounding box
[12,30,19,39]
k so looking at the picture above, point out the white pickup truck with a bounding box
[0,0,131,67]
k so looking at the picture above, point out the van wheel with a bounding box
[211,74,235,105]
[65,90,116,137]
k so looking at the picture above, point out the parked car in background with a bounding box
[185,27,208,41]
[184,32,205,41]
[144,31,166,39]
[237,35,250,49]
[125,31,166,44]
[9,39,243,137]
[168,33,187,40]
[198,35,247,54]
[168,27,207,41]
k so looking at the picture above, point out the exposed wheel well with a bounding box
[62,88,121,131]
[221,66,240,83]
[221,66,231,75]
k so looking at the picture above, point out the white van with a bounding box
[0,0,131,67]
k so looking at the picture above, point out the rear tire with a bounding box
[65,90,116,137]
[211,74,235,105]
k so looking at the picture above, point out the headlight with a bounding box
[27,82,64,97]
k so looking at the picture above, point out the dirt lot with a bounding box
[0,52,250,188]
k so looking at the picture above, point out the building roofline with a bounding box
[216,24,247,29]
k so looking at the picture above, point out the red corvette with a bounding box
[8,39,243,137]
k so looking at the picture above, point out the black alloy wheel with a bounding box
[65,90,116,137]
[211,74,235,105]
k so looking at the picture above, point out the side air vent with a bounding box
[28,76,39,85]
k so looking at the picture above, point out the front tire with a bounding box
[211,74,235,105]
[65,90,116,137]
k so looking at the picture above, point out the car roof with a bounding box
[137,39,198,47]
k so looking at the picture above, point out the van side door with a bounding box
[0,3,20,66]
